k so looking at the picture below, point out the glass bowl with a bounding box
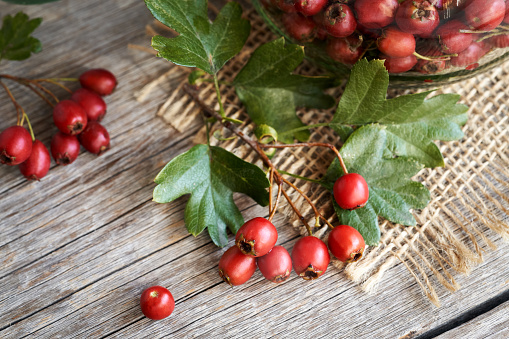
[253,0,509,87]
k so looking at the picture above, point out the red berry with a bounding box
[271,0,297,13]
[257,246,292,283]
[78,121,110,155]
[465,0,505,31]
[71,88,107,122]
[53,100,88,135]
[326,35,364,65]
[51,132,80,166]
[377,27,416,58]
[333,173,369,211]
[489,34,509,48]
[354,0,399,29]
[79,68,117,96]
[450,41,490,68]
[295,0,326,17]
[323,3,357,38]
[140,286,175,320]
[381,54,418,73]
[395,0,439,36]
[291,236,330,280]
[218,246,257,286]
[414,44,448,74]
[328,225,365,263]
[19,140,50,180]
[235,217,278,257]
[282,12,317,42]
[436,20,473,54]
[504,1,509,24]
[0,126,33,166]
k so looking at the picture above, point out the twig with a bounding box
[258,142,348,175]
[281,186,313,236]
[0,80,22,125]
[268,173,282,222]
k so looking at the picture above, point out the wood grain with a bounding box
[0,0,508,338]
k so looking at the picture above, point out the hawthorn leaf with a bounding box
[145,0,250,75]
[234,37,335,144]
[330,59,468,167]
[0,12,42,61]
[321,125,430,245]
[153,144,270,247]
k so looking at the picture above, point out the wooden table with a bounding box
[1,1,508,337]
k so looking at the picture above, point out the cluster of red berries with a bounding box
[218,174,367,286]
[267,0,509,73]
[0,68,117,180]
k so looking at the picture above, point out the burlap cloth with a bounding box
[136,5,509,306]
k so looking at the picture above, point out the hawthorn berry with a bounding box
[282,12,317,42]
[235,217,278,257]
[333,173,369,211]
[395,0,439,36]
[257,245,292,283]
[323,3,357,38]
[381,54,418,73]
[377,27,416,58]
[354,0,399,29]
[328,225,365,263]
[19,140,50,180]
[71,88,107,122]
[53,100,88,135]
[140,286,175,320]
[218,246,257,286]
[272,0,297,13]
[326,36,364,65]
[78,121,110,155]
[464,0,505,31]
[489,34,509,49]
[295,0,326,17]
[79,68,117,96]
[51,132,80,166]
[291,236,330,280]
[0,126,33,166]
[450,41,490,68]
[436,20,473,54]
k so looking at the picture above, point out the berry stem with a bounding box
[277,169,321,184]
[22,111,36,142]
[268,172,282,222]
[413,51,457,61]
[183,83,321,233]
[277,122,331,137]
[0,74,58,107]
[35,79,73,93]
[258,142,348,175]
[213,74,226,118]
[0,80,22,125]
[268,167,274,217]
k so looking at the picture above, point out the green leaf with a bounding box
[2,0,58,4]
[321,125,430,245]
[234,37,335,144]
[0,12,42,61]
[145,0,250,75]
[153,144,270,247]
[330,59,468,167]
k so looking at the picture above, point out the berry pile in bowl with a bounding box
[253,0,509,87]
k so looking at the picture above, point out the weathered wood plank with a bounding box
[435,302,509,339]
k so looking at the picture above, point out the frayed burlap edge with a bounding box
[135,6,509,307]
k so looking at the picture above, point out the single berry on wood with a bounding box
[235,217,278,257]
[140,286,175,320]
[291,236,330,280]
[257,246,292,283]
[333,173,369,210]
[19,140,50,180]
[79,68,117,96]
[51,132,80,166]
[0,126,33,166]
[218,246,257,286]
[78,121,110,155]
[71,88,107,122]
[53,100,88,135]
[328,225,365,263]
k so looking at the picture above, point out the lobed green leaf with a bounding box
[0,12,42,61]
